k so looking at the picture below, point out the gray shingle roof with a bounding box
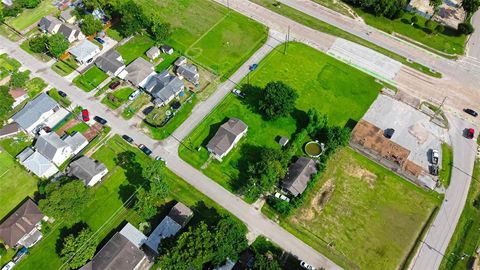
[282,157,318,197]
[177,64,199,84]
[0,199,44,247]
[12,93,59,131]
[144,70,184,104]
[207,118,247,157]
[20,151,57,177]
[38,15,62,33]
[64,132,88,153]
[145,46,160,59]
[68,156,107,185]
[58,23,79,39]
[124,58,154,87]
[60,8,74,22]
[0,122,21,138]
[35,133,69,161]
[95,50,125,74]
[69,40,99,61]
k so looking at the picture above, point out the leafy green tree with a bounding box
[253,252,282,270]
[17,0,40,8]
[0,86,14,121]
[462,0,480,14]
[306,108,328,137]
[114,0,149,36]
[410,15,418,24]
[343,0,407,19]
[0,243,6,256]
[212,216,248,266]
[326,126,351,154]
[134,187,158,220]
[150,20,172,44]
[29,35,48,53]
[47,33,69,58]
[434,24,445,34]
[0,5,4,23]
[82,0,107,10]
[424,20,434,30]
[81,14,103,36]
[3,5,22,18]
[9,70,30,88]
[458,22,475,35]
[135,159,169,219]
[39,180,90,224]
[429,0,442,11]
[247,148,289,195]
[60,226,97,269]
[258,81,298,120]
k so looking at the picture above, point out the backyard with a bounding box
[116,35,155,65]
[73,66,108,92]
[51,56,78,76]
[6,0,57,32]
[179,42,381,195]
[101,87,135,109]
[265,148,441,270]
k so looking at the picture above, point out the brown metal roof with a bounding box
[0,199,44,247]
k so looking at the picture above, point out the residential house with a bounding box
[145,46,160,60]
[9,88,28,108]
[58,23,84,43]
[145,202,193,254]
[91,9,107,22]
[60,8,76,24]
[35,133,73,166]
[0,199,44,248]
[95,50,126,77]
[0,123,21,139]
[144,70,184,106]
[67,156,108,186]
[2,0,13,7]
[160,45,173,55]
[17,147,58,178]
[81,223,151,270]
[11,93,61,135]
[206,118,247,161]
[174,56,199,85]
[38,15,62,34]
[124,58,155,88]
[282,157,318,197]
[69,39,100,64]
[63,132,89,155]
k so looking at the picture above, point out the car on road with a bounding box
[1,262,15,270]
[143,106,154,116]
[122,135,134,143]
[138,144,152,156]
[58,90,67,98]
[94,37,105,44]
[109,81,121,89]
[232,88,245,98]
[155,156,167,164]
[94,116,107,125]
[466,128,475,139]
[129,90,141,101]
[463,108,478,117]
[300,261,316,270]
[249,63,258,71]
[429,165,439,176]
[81,109,90,122]
[431,149,439,165]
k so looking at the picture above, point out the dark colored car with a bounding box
[81,109,90,122]
[139,144,152,156]
[466,128,475,139]
[122,135,134,143]
[142,106,154,116]
[171,101,181,110]
[94,116,107,125]
[464,108,478,117]
[94,37,105,44]
[249,63,258,71]
[58,90,67,98]
[42,126,52,133]
[109,81,121,89]
[384,128,395,139]
[429,165,439,176]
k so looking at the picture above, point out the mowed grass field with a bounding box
[137,0,267,78]
[0,152,38,219]
[73,66,109,92]
[7,0,57,32]
[273,148,440,269]
[179,42,381,194]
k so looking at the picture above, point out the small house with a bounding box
[0,123,21,139]
[58,23,84,43]
[68,156,108,186]
[38,15,62,34]
[145,46,160,60]
[124,58,155,88]
[35,133,73,166]
[9,88,28,108]
[174,57,199,85]
[69,39,100,64]
[17,148,58,178]
[95,50,126,77]
[160,45,173,55]
[11,93,61,135]
[60,8,76,24]
[282,157,317,197]
[144,70,184,106]
[206,118,247,161]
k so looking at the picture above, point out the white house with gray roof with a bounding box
[207,118,247,161]
[95,50,126,77]
[60,8,76,24]
[174,56,200,85]
[58,23,84,43]
[38,15,62,34]
[145,46,160,60]
[67,156,108,186]
[69,40,100,64]
[17,147,58,178]
[124,58,155,88]
[11,93,61,135]
[144,70,184,106]
[35,133,73,166]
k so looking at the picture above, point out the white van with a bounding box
[129,90,141,101]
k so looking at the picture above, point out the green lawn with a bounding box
[51,56,78,76]
[66,122,90,135]
[7,0,57,32]
[439,143,453,188]
[116,35,155,65]
[20,39,51,62]
[101,87,135,109]
[179,42,381,195]
[16,135,228,270]
[106,27,123,42]
[440,160,480,270]
[138,0,267,78]
[47,88,71,107]
[0,133,33,157]
[0,152,38,220]
[25,77,47,98]
[0,53,21,80]
[266,148,440,270]
[121,93,150,119]
[73,66,108,92]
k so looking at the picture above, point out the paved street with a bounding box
[468,11,480,59]
[0,34,341,269]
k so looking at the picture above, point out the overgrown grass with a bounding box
[439,143,453,188]
[25,77,47,98]
[51,56,78,76]
[6,0,57,31]
[73,66,108,92]
[121,93,150,120]
[101,87,135,109]
[116,35,155,65]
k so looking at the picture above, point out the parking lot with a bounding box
[362,94,450,175]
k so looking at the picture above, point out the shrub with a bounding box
[410,15,419,24]
[458,22,474,35]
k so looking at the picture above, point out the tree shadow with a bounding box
[200,117,228,148]
[290,108,308,132]
[344,118,358,130]
[239,84,263,116]
[55,222,88,255]
[189,201,221,227]
[443,25,462,37]
[115,151,147,204]
[234,144,263,192]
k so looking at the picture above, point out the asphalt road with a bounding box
[0,34,341,270]
[467,11,480,59]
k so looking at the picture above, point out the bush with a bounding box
[410,15,419,24]
[458,22,474,35]
[268,197,292,215]
[424,20,434,29]
[435,24,445,34]
[29,35,48,53]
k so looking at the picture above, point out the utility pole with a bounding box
[431,96,446,122]
[284,26,290,55]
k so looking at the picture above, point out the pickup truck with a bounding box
[431,150,439,165]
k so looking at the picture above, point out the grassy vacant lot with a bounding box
[16,135,227,270]
[138,0,267,78]
[179,42,381,194]
[51,56,78,76]
[47,88,71,107]
[101,87,135,109]
[0,133,33,157]
[0,53,21,79]
[25,77,47,98]
[73,66,108,92]
[439,143,453,188]
[7,1,57,32]
[266,148,440,270]
[0,152,38,220]
[440,159,480,270]
[116,35,155,65]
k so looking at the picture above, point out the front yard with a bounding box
[51,56,78,76]
[73,66,108,92]
[25,77,47,98]
[101,87,135,109]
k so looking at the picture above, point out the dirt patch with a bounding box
[56,119,80,136]
[346,165,377,188]
[474,255,480,270]
[299,179,336,221]
[408,122,430,144]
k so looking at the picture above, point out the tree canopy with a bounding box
[344,0,407,19]
[458,22,475,35]
[29,35,48,53]
[0,86,14,121]
[9,70,30,88]
[17,0,40,9]
[134,160,169,220]
[47,34,69,58]
[258,81,298,120]
[81,14,103,36]
[150,20,172,44]
[211,216,248,266]
[59,226,97,269]
[462,0,480,14]
[113,0,149,36]
[253,253,282,270]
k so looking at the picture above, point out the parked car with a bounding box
[58,90,67,98]
[122,135,134,143]
[249,63,258,71]
[429,165,439,176]
[109,81,121,89]
[384,128,395,139]
[466,128,475,139]
[94,116,107,125]
[274,192,290,202]
[431,149,439,165]
[155,156,167,164]
[1,262,15,270]
[232,88,245,98]
[171,101,181,110]
[463,108,478,117]
[13,247,29,263]
[94,37,105,44]
[129,90,141,101]
[300,261,316,270]
[138,144,152,156]
[81,109,90,122]
[142,106,154,116]
[42,126,52,133]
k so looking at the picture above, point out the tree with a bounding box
[258,81,298,120]
[462,0,480,14]
[306,108,328,137]
[326,126,351,154]
[47,33,69,58]
[150,20,172,44]
[410,15,418,24]
[29,35,48,53]
[81,14,103,36]
[247,148,289,195]
[60,226,97,269]
[9,70,30,88]
[458,22,475,35]
[0,5,4,23]
[424,20,434,30]
[253,253,282,270]
[0,86,14,121]
[39,180,90,223]
[429,0,442,11]
[134,187,158,220]
[17,0,40,8]
[135,159,169,219]
[82,0,107,10]
[113,0,149,36]
[434,24,445,34]
[211,216,248,266]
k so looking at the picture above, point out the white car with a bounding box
[431,149,439,165]
[231,88,245,98]
[2,262,15,270]
[274,192,290,202]
[300,261,316,270]
[128,90,141,101]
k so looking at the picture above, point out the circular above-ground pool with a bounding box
[305,141,323,158]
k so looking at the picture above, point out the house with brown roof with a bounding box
[0,199,45,248]
[207,118,248,161]
[282,157,318,197]
[9,88,28,108]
